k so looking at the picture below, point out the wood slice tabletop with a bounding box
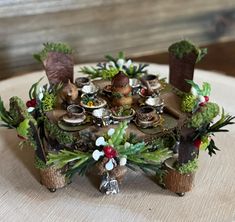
[0,64,234,222]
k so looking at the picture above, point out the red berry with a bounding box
[204,96,209,102]
[30,99,37,107]
[26,100,32,108]
[199,102,205,107]
[26,99,37,108]
[103,146,117,159]
[194,139,201,149]
[110,149,117,158]
[103,146,112,154]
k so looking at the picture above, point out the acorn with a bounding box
[111,71,129,88]
[111,71,131,96]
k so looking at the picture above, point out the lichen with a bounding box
[189,102,220,128]
[168,40,207,62]
[177,158,198,174]
[181,94,197,113]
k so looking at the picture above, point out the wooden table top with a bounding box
[0,64,234,222]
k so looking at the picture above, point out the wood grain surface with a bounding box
[0,64,234,222]
[1,0,235,79]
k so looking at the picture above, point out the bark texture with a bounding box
[169,52,197,93]
[43,52,74,85]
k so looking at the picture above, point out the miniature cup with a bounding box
[67,105,85,118]
[141,74,159,89]
[81,84,99,98]
[92,108,111,127]
[75,77,90,88]
[145,97,164,114]
[129,78,140,95]
[137,106,156,121]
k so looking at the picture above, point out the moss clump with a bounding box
[100,67,119,80]
[177,158,198,174]
[34,42,73,62]
[181,94,197,112]
[189,102,220,128]
[41,92,56,112]
[9,96,36,126]
[168,40,207,62]
[44,118,76,145]
[34,155,47,169]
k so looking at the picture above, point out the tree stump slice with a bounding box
[163,158,195,194]
[39,165,68,190]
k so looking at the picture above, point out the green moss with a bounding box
[189,102,220,128]
[177,158,198,174]
[100,67,119,80]
[34,42,73,62]
[34,155,47,169]
[169,40,207,62]
[41,92,56,112]
[44,118,76,145]
[181,94,197,112]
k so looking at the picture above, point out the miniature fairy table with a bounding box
[0,64,235,222]
[48,78,184,143]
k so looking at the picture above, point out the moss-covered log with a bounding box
[163,158,195,194]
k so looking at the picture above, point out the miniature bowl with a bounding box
[75,77,90,89]
[136,106,156,121]
[81,84,99,96]
[145,97,164,107]
[111,108,136,122]
[67,104,85,118]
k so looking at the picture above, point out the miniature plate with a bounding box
[134,115,161,129]
[62,114,86,124]
[111,108,136,122]
[58,120,90,132]
[80,97,107,110]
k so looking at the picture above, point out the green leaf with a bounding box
[118,51,124,59]
[201,82,211,96]
[16,119,30,138]
[206,139,220,156]
[29,77,44,100]
[185,80,202,94]
[117,142,146,156]
[47,149,93,177]
[0,97,14,128]
[209,109,235,133]
[196,48,207,63]
[108,121,128,146]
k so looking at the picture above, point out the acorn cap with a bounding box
[111,71,129,87]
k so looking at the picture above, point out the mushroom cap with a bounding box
[111,71,129,87]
